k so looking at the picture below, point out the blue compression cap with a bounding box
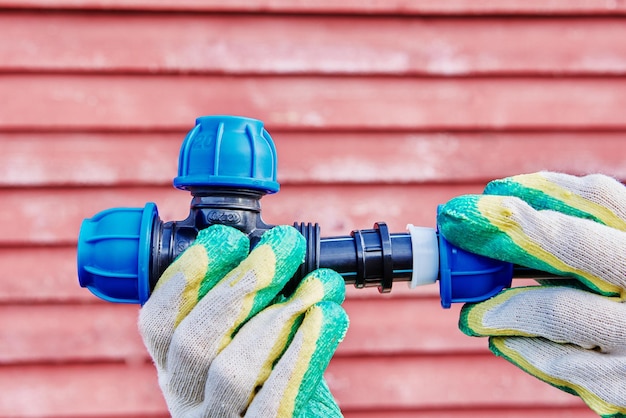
[77,203,157,304]
[437,233,513,308]
[174,115,280,193]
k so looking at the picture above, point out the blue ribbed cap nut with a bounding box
[77,203,157,304]
[174,115,280,193]
[437,233,513,308]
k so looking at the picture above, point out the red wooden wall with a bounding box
[2,1,625,416]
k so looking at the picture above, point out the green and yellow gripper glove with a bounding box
[438,172,626,417]
[138,224,349,417]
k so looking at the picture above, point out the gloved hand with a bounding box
[437,172,626,417]
[139,224,349,417]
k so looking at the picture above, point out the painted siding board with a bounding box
[2,131,626,187]
[0,245,443,303]
[0,357,589,416]
[3,76,626,130]
[3,14,626,76]
[0,364,167,417]
[0,299,481,365]
[0,0,625,15]
[1,184,482,246]
[343,409,596,418]
[0,247,85,303]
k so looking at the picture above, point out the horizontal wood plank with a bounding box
[0,247,86,303]
[0,363,167,417]
[340,298,482,354]
[326,355,587,410]
[0,246,448,303]
[0,356,586,416]
[1,184,480,246]
[2,131,626,187]
[0,246,538,304]
[3,14,626,75]
[3,76,626,130]
[0,132,180,187]
[0,0,624,15]
[0,299,486,364]
[0,304,145,364]
[343,408,596,418]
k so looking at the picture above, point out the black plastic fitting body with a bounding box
[148,187,415,297]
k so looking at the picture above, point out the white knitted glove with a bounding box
[438,172,626,417]
[139,224,348,417]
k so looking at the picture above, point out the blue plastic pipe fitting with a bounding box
[77,115,541,307]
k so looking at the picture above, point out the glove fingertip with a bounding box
[195,224,250,259]
[314,301,350,343]
[288,302,348,414]
[458,303,484,337]
[437,195,505,254]
[257,225,306,280]
[248,301,348,417]
[194,225,250,299]
[298,302,349,385]
[292,268,347,305]
[437,195,481,238]
[487,336,510,360]
[459,287,537,338]
[483,174,531,196]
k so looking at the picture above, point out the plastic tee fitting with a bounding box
[77,115,526,308]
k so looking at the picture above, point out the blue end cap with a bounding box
[77,203,157,305]
[174,115,280,194]
[437,233,513,309]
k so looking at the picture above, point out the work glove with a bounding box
[437,172,626,417]
[139,224,349,417]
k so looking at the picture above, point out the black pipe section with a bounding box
[143,187,553,297]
